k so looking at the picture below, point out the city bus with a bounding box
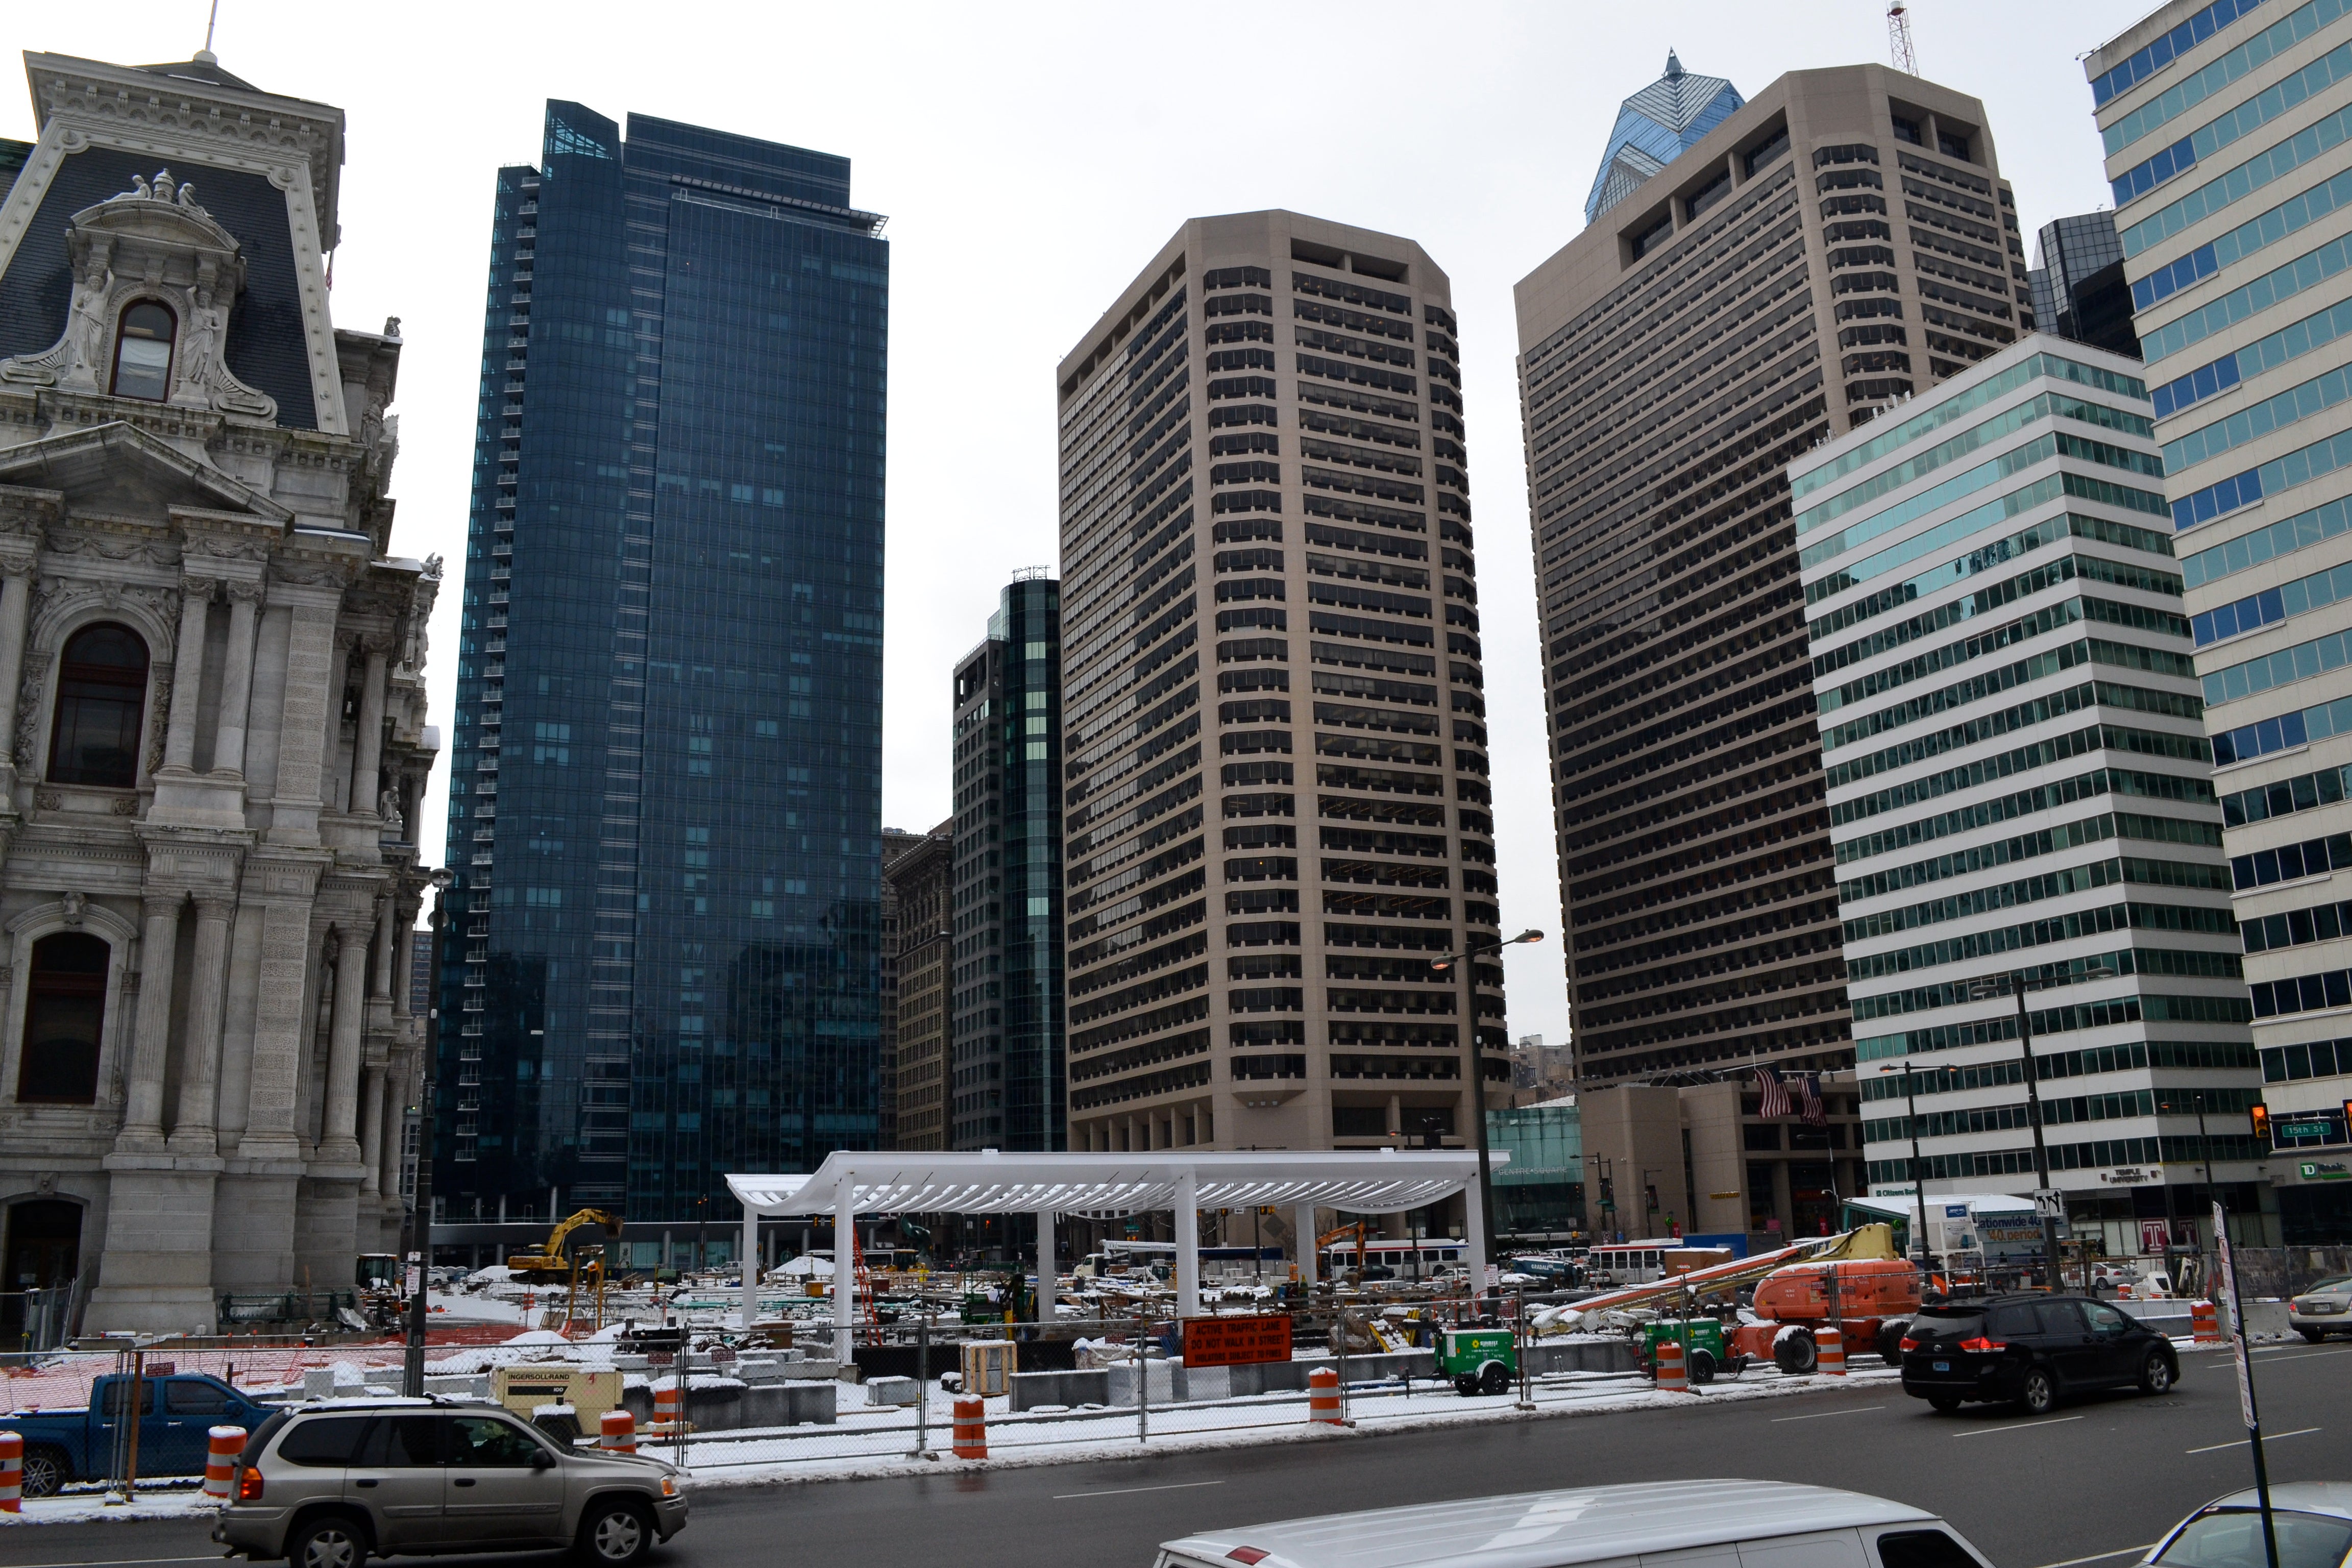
[1584,1240,1676,1285]
[1323,1237,1468,1281]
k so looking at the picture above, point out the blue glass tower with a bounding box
[438,103,888,1232]
[1583,53,1745,224]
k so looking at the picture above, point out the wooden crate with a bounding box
[960,1339,1016,1397]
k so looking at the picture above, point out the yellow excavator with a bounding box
[506,1209,623,1283]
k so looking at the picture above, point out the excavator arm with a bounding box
[507,1209,624,1277]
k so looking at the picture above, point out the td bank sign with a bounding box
[2299,1159,2351,1182]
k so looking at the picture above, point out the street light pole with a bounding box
[1877,1062,1932,1272]
[1434,928,1544,1278]
[405,868,455,1398]
[2011,979,2064,1291]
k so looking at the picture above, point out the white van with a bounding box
[1155,1480,1995,1568]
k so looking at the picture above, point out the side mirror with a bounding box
[532,1448,554,1470]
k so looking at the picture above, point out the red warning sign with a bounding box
[1180,1314,1293,1368]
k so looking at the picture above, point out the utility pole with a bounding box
[1433,927,1544,1275]
[2011,979,2064,1291]
[404,868,454,1398]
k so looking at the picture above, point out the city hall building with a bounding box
[0,51,442,1331]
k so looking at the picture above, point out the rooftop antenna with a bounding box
[197,0,220,63]
[1888,1,1919,74]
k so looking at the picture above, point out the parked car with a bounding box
[1155,1479,1996,1568]
[212,1396,686,1568]
[1900,1292,2177,1414]
[10,1371,280,1497]
[2143,1483,2352,1568]
[2288,1275,2352,1342]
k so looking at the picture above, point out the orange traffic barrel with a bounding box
[600,1409,637,1455]
[952,1396,987,1459]
[204,1426,246,1501]
[0,1431,19,1513]
[1308,1366,1342,1424]
[1655,1338,1688,1393]
[1818,1327,1846,1377]
[651,1377,682,1434]
[2192,1300,2223,1344]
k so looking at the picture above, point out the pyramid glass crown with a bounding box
[1584,52,1745,226]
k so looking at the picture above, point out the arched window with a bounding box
[47,623,149,788]
[16,933,108,1105]
[110,302,176,401]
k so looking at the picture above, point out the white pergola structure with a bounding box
[725,1147,1507,1353]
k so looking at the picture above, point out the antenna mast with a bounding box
[1888,2,1919,74]
[201,0,221,59]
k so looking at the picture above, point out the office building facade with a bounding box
[0,52,442,1328]
[949,574,1065,1150]
[1796,335,2270,1253]
[438,103,888,1237]
[1515,64,2036,1091]
[2093,0,2352,1241]
[1057,211,1505,1173]
[885,823,951,1150]
[2028,213,2142,357]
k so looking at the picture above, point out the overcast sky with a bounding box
[8,0,2154,1050]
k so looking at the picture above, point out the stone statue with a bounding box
[378,787,403,835]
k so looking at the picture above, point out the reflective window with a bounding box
[47,623,149,787]
[110,302,175,401]
[16,933,108,1105]
[445,1416,545,1467]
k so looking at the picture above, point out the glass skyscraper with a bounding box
[949,573,1065,1150]
[437,103,888,1234]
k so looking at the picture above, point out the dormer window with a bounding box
[110,302,176,401]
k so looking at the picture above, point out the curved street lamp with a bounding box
[1433,927,1545,1276]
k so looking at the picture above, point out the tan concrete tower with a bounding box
[1058,212,1504,1173]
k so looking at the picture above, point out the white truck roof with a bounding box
[1159,1480,1941,1568]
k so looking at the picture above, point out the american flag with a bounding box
[1799,1073,1828,1127]
[1753,1066,1791,1118]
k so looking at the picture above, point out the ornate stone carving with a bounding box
[13,650,48,769]
[143,672,172,776]
[109,797,138,817]
[33,790,60,811]
[60,891,84,928]
[0,173,278,421]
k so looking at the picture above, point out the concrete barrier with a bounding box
[620,1379,837,1429]
[1009,1368,1111,1411]
[1525,1340,1639,1376]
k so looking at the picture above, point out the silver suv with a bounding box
[212,1398,687,1568]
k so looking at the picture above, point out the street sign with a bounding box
[1181,1314,1292,1368]
[2032,1188,2064,1218]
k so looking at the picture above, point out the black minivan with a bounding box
[1900,1292,2179,1414]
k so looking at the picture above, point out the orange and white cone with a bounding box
[1655,1339,1688,1393]
[600,1410,636,1455]
[1818,1327,1846,1376]
[0,1432,19,1513]
[204,1426,246,1502]
[1308,1366,1342,1424]
[2192,1300,2223,1344]
[952,1396,987,1459]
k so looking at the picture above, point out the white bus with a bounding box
[1323,1237,1467,1280]
[1585,1241,1678,1285]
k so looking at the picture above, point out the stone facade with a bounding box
[0,52,439,1332]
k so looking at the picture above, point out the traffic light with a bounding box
[2343,1099,2352,1145]
[2250,1103,2271,1149]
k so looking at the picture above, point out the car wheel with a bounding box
[18,1446,65,1499]
[2138,1349,2174,1395]
[578,1499,653,1568]
[1774,1332,1818,1376]
[289,1514,367,1568]
[2019,1366,2057,1416]
[1454,1372,1480,1397]
[1877,1321,1907,1366]
[1927,1393,1962,1412]
[1479,1362,1512,1396]
[1687,1350,1717,1386]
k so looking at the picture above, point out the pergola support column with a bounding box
[1175,1168,1200,1320]
[741,1207,758,1334]
[1463,1182,1490,1297]
[1035,1207,1056,1323]
[1295,1204,1318,1290]
[835,1180,856,1359]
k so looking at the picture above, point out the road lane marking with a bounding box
[1055,1479,1227,1500]
[2186,1426,2321,1455]
[1772,1406,1885,1422]
[2028,1546,2153,1568]
[1952,1415,2084,1437]
[0,1559,222,1568]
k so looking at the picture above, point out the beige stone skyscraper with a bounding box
[1516,63,2036,1092]
[1057,212,1504,1170]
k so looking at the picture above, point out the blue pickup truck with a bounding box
[7,1372,279,1496]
